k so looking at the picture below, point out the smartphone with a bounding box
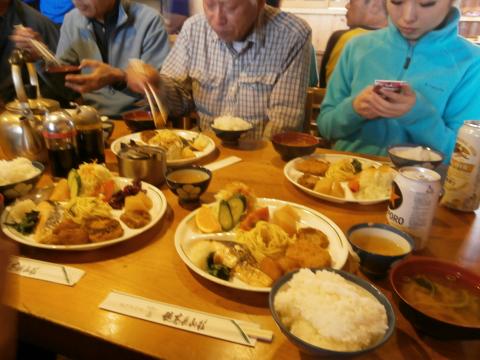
[373,80,407,95]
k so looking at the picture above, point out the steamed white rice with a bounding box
[212,116,251,131]
[0,157,41,186]
[274,269,388,351]
[391,146,442,161]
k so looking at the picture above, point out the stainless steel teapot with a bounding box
[0,49,59,162]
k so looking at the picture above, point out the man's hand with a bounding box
[65,59,125,93]
[10,26,43,61]
[353,84,416,120]
[125,60,160,94]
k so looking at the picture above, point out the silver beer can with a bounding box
[441,120,480,211]
[387,167,441,250]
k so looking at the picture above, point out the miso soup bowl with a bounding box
[271,131,319,161]
[165,165,212,203]
[347,223,414,278]
[390,256,480,340]
[122,109,156,132]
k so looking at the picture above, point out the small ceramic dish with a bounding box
[165,165,212,203]
[388,144,444,169]
[347,223,414,278]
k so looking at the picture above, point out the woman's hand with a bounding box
[353,84,416,119]
[65,59,125,93]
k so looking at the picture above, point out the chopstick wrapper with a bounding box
[205,156,242,172]
[8,256,84,286]
[100,291,270,346]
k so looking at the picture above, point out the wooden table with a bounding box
[2,122,480,359]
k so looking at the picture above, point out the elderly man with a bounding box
[319,0,387,87]
[13,0,170,117]
[1,0,58,103]
[127,0,312,139]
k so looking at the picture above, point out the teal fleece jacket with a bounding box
[317,8,480,162]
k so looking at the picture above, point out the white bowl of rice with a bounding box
[211,116,253,144]
[0,158,44,201]
[269,268,395,356]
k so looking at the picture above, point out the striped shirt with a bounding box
[159,6,311,139]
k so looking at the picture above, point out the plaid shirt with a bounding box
[159,6,311,139]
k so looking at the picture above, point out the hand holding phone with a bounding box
[373,80,408,95]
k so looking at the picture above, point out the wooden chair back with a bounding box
[303,87,326,135]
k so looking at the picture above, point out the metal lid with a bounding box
[6,98,60,114]
[399,166,441,182]
[42,111,76,139]
[69,105,100,127]
[118,141,165,160]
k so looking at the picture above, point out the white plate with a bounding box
[110,130,216,167]
[0,177,167,251]
[174,198,349,292]
[284,154,390,205]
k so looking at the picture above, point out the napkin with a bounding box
[8,256,84,286]
[100,290,271,346]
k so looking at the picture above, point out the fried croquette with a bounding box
[294,158,330,176]
[296,227,329,248]
[120,210,151,229]
[84,216,124,242]
[297,174,318,190]
[286,230,331,268]
[50,219,89,245]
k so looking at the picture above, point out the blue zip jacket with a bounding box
[57,0,170,117]
[40,0,74,25]
[317,8,480,162]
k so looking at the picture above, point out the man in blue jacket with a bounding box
[317,0,480,161]
[13,0,170,117]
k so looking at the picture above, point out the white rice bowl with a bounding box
[212,116,251,131]
[0,157,41,186]
[274,269,388,351]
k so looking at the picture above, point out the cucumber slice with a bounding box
[67,169,81,198]
[228,195,246,225]
[218,200,234,231]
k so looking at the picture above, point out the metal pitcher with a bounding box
[0,49,59,162]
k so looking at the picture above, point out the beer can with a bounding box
[441,120,480,211]
[387,167,441,250]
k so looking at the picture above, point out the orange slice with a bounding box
[195,205,222,233]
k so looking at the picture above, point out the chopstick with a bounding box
[30,39,60,65]
[242,325,273,342]
[146,82,168,127]
[144,84,166,128]
[129,58,167,128]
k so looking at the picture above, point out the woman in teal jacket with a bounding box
[317,0,480,161]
